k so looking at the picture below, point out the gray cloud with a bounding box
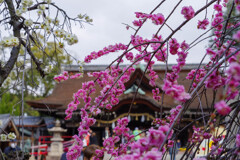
[56,0,216,64]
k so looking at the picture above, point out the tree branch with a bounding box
[21,40,45,78]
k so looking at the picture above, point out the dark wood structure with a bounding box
[0,114,20,151]
[27,64,221,146]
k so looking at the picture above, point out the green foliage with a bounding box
[0,93,20,115]
[0,92,39,116]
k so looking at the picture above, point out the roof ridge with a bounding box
[63,63,205,71]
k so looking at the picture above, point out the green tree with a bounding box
[0,93,20,115]
[0,92,38,116]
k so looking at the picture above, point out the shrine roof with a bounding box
[27,64,219,112]
[12,116,56,128]
[0,114,13,132]
[0,114,19,136]
[64,63,201,72]
[13,116,43,127]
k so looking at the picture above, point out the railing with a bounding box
[30,135,74,159]
[38,135,73,144]
[30,144,48,156]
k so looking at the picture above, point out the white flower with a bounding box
[0,134,7,141]
[65,33,72,39]
[58,42,64,48]
[24,19,33,27]
[7,132,16,140]
[87,19,93,23]
[4,38,11,46]
[78,14,93,23]
[45,16,52,24]
[59,30,65,37]
[53,29,59,36]
[85,16,90,21]
[72,35,78,43]
[16,9,22,16]
[64,33,78,45]
[22,0,33,7]
[54,29,65,38]
[38,4,46,10]
[43,0,52,4]
[78,14,84,19]
[1,36,19,47]
[44,25,51,34]
[53,18,60,26]
[56,29,66,38]
[79,65,84,73]
[40,23,45,29]
[21,6,28,13]
[37,10,43,15]
[10,37,19,46]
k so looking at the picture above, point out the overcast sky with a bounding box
[53,0,216,64]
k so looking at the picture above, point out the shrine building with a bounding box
[27,64,221,146]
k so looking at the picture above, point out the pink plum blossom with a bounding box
[214,100,231,116]
[236,134,240,148]
[233,31,240,42]
[133,20,143,27]
[197,19,209,30]
[151,13,165,25]
[214,4,222,12]
[227,62,240,81]
[181,6,195,20]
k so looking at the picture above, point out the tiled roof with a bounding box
[43,117,55,128]
[13,116,43,126]
[0,114,12,133]
[0,114,19,136]
[12,116,55,128]
[27,64,221,112]
[64,64,203,72]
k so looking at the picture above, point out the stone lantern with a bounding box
[46,120,67,160]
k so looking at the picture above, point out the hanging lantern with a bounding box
[128,115,131,122]
[141,115,145,122]
[112,122,115,128]
[113,112,117,118]
[135,116,138,121]
[147,116,150,121]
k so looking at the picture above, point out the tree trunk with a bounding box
[0,0,21,88]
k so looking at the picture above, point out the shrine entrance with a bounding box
[92,94,163,145]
